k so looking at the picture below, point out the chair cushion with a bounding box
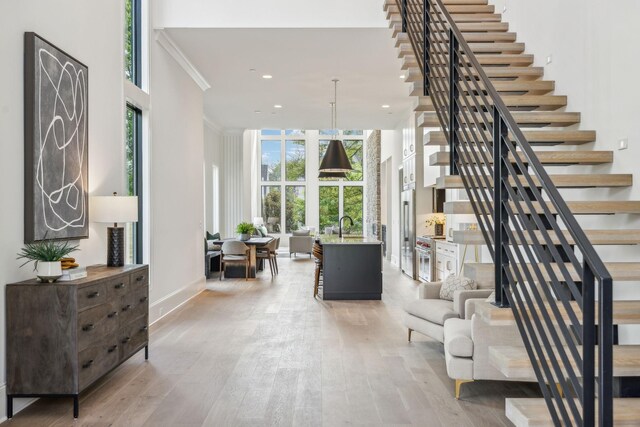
[444,318,473,358]
[439,274,476,301]
[404,299,458,326]
[223,255,247,261]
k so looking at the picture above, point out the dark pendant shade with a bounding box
[318,170,347,179]
[319,139,353,172]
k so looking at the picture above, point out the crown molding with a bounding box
[154,29,211,92]
[203,115,222,132]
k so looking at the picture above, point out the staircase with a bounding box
[384,0,640,426]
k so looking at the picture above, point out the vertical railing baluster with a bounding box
[582,262,595,427]
[402,0,408,33]
[423,0,431,96]
[600,274,613,427]
[448,28,459,175]
[492,106,509,308]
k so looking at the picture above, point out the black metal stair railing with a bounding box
[398,1,613,426]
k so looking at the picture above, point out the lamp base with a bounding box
[107,226,125,267]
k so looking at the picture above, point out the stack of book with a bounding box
[58,267,87,281]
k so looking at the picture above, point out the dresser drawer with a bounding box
[78,336,119,390]
[130,268,148,290]
[106,275,131,298]
[118,316,148,361]
[77,283,106,311]
[77,303,119,351]
[119,286,148,325]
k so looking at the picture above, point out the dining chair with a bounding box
[220,240,250,281]
[312,241,323,298]
[256,238,277,277]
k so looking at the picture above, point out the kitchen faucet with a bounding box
[339,215,354,238]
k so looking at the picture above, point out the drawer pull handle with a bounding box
[82,323,95,332]
[136,276,144,282]
[87,291,100,299]
[115,283,126,289]
[122,337,131,344]
[82,360,94,369]
[140,325,148,332]
[107,311,118,318]
[139,296,148,303]
[122,304,132,312]
[107,345,118,353]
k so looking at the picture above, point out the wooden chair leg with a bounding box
[273,255,278,274]
[268,257,274,276]
[314,265,320,297]
[245,261,249,281]
[220,260,224,281]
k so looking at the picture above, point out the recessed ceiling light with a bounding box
[262,74,273,79]
[254,110,262,114]
[382,104,390,109]
[274,104,282,109]
[399,74,406,79]
[249,68,256,72]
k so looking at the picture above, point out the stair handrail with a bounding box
[397,0,614,425]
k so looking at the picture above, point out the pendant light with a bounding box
[319,79,353,173]
[319,101,347,179]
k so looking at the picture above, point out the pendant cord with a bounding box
[332,79,339,135]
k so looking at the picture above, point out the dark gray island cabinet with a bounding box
[6,264,149,418]
[321,236,383,300]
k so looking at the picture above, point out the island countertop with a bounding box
[319,235,382,245]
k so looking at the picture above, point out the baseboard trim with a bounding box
[149,276,206,325]
[0,384,38,422]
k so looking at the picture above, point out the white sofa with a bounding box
[443,300,533,399]
[402,280,493,343]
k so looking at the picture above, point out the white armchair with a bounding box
[289,229,313,257]
[402,280,493,343]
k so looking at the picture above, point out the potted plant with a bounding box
[236,222,255,241]
[17,239,79,282]
[426,214,446,237]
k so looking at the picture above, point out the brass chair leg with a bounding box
[408,328,412,342]
[455,379,473,400]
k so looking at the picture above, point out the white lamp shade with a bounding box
[90,195,138,224]
[253,216,264,225]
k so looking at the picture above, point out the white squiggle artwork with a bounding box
[26,34,88,242]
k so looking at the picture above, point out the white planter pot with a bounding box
[36,261,62,283]
[237,233,250,241]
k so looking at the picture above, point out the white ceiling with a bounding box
[165,28,413,130]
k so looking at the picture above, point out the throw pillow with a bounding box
[439,274,476,301]
[292,229,310,236]
[486,291,496,303]
[259,225,268,237]
[206,231,220,241]
[255,227,265,237]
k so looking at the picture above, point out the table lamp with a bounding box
[91,192,138,266]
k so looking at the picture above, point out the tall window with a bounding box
[260,130,307,233]
[318,131,365,234]
[125,105,143,263]
[125,0,142,87]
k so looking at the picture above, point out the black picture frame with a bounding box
[24,32,89,243]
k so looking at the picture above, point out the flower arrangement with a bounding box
[425,213,445,227]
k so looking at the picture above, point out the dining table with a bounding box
[213,237,273,279]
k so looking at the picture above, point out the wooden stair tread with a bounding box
[428,31,518,42]
[474,300,640,326]
[490,345,640,379]
[424,130,596,146]
[475,54,534,66]
[444,4,495,13]
[453,229,640,246]
[429,150,613,166]
[481,66,544,79]
[444,200,640,215]
[437,174,632,189]
[444,13,503,23]
[431,41,525,53]
[419,111,581,127]
[506,398,640,427]
[464,262,640,284]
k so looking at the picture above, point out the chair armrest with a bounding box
[453,289,494,319]
[419,282,443,299]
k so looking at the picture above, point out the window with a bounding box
[261,129,281,136]
[125,104,143,263]
[285,140,305,181]
[343,130,364,136]
[124,0,141,87]
[285,186,305,232]
[343,186,363,234]
[261,140,281,181]
[343,139,364,181]
[285,129,305,136]
[319,186,339,232]
[261,186,281,233]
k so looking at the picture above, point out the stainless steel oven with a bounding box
[415,236,435,283]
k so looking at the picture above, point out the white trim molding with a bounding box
[149,276,206,324]
[203,115,222,133]
[154,29,211,91]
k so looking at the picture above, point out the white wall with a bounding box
[147,23,207,319]
[488,0,640,342]
[0,0,124,416]
[203,122,223,233]
[153,0,387,29]
[382,126,404,265]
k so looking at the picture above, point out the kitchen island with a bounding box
[320,235,383,300]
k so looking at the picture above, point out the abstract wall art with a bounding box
[24,32,89,242]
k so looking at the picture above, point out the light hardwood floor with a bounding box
[3,257,539,426]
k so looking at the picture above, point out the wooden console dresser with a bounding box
[6,264,149,418]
